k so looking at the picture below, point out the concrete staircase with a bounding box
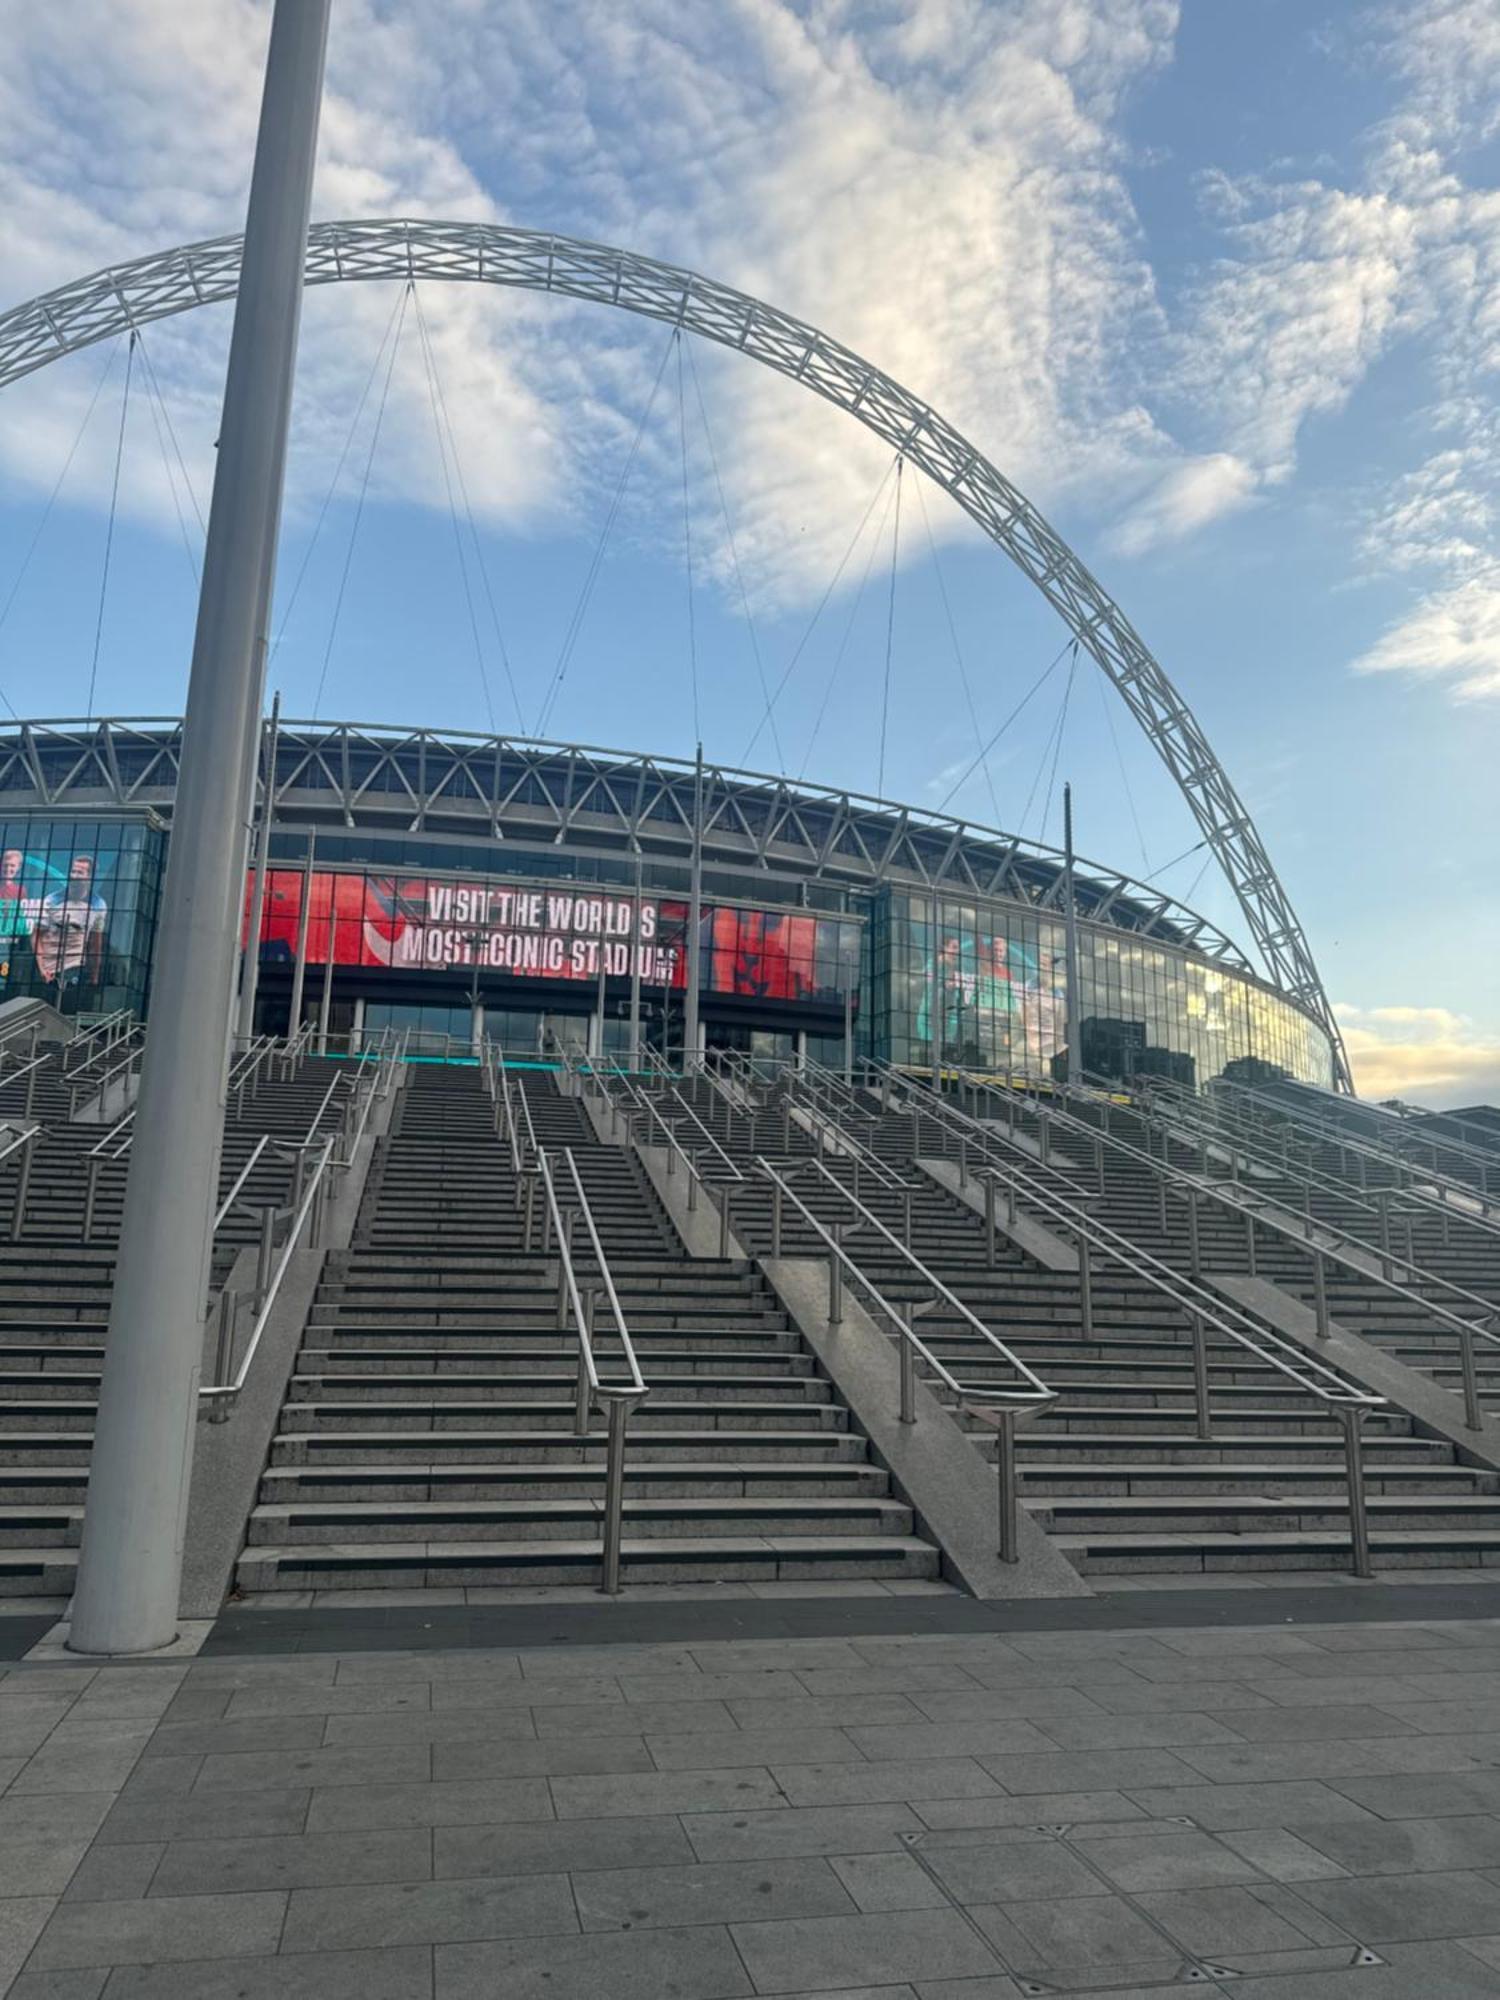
[0,1051,363,1600]
[236,1063,940,1593]
[677,1071,1500,1578]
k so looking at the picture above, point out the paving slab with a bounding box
[1291,1867,1500,1943]
[435,1924,753,1999]
[728,1906,1002,1992]
[26,1891,289,1971]
[573,1854,856,1929]
[682,1802,924,1861]
[84,1945,434,1997]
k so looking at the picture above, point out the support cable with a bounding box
[311,283,411,718]
[1038,643,1078,846]
[912,472,1002,826]
[133,330,205,538]
[410,284,524,733]
[86,329,136,720]
[799,471,901,781]
[743,453,899,766]
[0,338,122,719]
[876,456,904,797]
[272,284,406,661]
[410,284,497,733]
[136,336,201,586]
[683,339,783,771]
[535,323,677,738]
[675,331,701,744]
[936,633,1075,814]
[1091,653,1151,872]
[1143,834,1210,884]
[1018,641,1075,840]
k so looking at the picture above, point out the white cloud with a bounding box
[1108,451,1257,556]
[0,0,1218,613]
[1350,574,1500,699]
[1335,1000,1500,1107]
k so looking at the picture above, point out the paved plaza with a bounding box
[5,1604,1500,1994]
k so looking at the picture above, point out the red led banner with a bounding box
[247,868,859,1008]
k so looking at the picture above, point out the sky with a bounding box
[0,0,1496,1105]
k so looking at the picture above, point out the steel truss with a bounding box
[0,714,1262,972]
[0,218,1350,1083]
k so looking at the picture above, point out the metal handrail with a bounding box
[821,1063,1388,1573]
[1147,1073,1500,1236]
[67,1040,140,1120]
[1,1122,42,1240]
[61,1009,133,1076]
[756,1154,1052,1563]
[533,1147,648,1593]
[866,1059,1102,1211]
[984,1069,1500,1427]
[212,1133,271,1232]
[200,1134,337,1416]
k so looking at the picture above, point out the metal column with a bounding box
[69,0,331,1656]
[628,849,642,1067]
[1063,782,1082,1089]
[683,743,703,1071]
[287,830,314,1034]
[235,691,280,1041]
[929,885,941,1092]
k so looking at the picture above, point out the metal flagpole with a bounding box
[288,830,314,1035]
[593,936,607,1059]
[683,743,704,1072]
[70,0,331,1656]
[628,850,642,1068]
[316,897,335,1055]
[929,885,942,1093]
[1063,781,1082,1089]
[236,691,280,1041]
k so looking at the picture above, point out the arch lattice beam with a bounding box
[0,217,1349,1084]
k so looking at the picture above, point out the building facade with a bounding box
[0,719,1335,1087]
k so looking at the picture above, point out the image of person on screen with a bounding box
[0,848,32,989]
[33,855,108,1013]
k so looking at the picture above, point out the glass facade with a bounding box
[873,889,1333,1088]
[0,806,1333,1089]
[0,816,163,1017]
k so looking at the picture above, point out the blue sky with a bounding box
[0,0,1496,1102]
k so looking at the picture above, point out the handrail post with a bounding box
[828,1224,844,1324]
[209,1288,238,1423]
[718,1185,732,1260]
[575,1290,595,1435]
[771,1182,783,1258]
[1459,1322,1482,1431]
[600,1396,628,1596]
[83,1156,102,1245]
[1244,1210,1257,1277]
[899,1322,917,1424]
[686,1152,699,1211]
[995,1408,1019,1563]
[9,1133,34,1241]
[1312,1245,1330,1339]
[1339,1405,1373,1578]
[1191,1312,1212,1441]
[902,1184,914,1250]
[1187,1187,1201,1279]
[556,1208,575,1330]
[1076,1233,1093,1343]
[256,1204,278,1307]
[984,1173,997,1268]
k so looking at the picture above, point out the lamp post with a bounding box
[69,0,331,1655]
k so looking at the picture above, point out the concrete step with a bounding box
[234,1532,941,1590]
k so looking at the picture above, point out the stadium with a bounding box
[0,715,1337,1088]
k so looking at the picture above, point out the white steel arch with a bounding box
[0,217,1350,1084]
